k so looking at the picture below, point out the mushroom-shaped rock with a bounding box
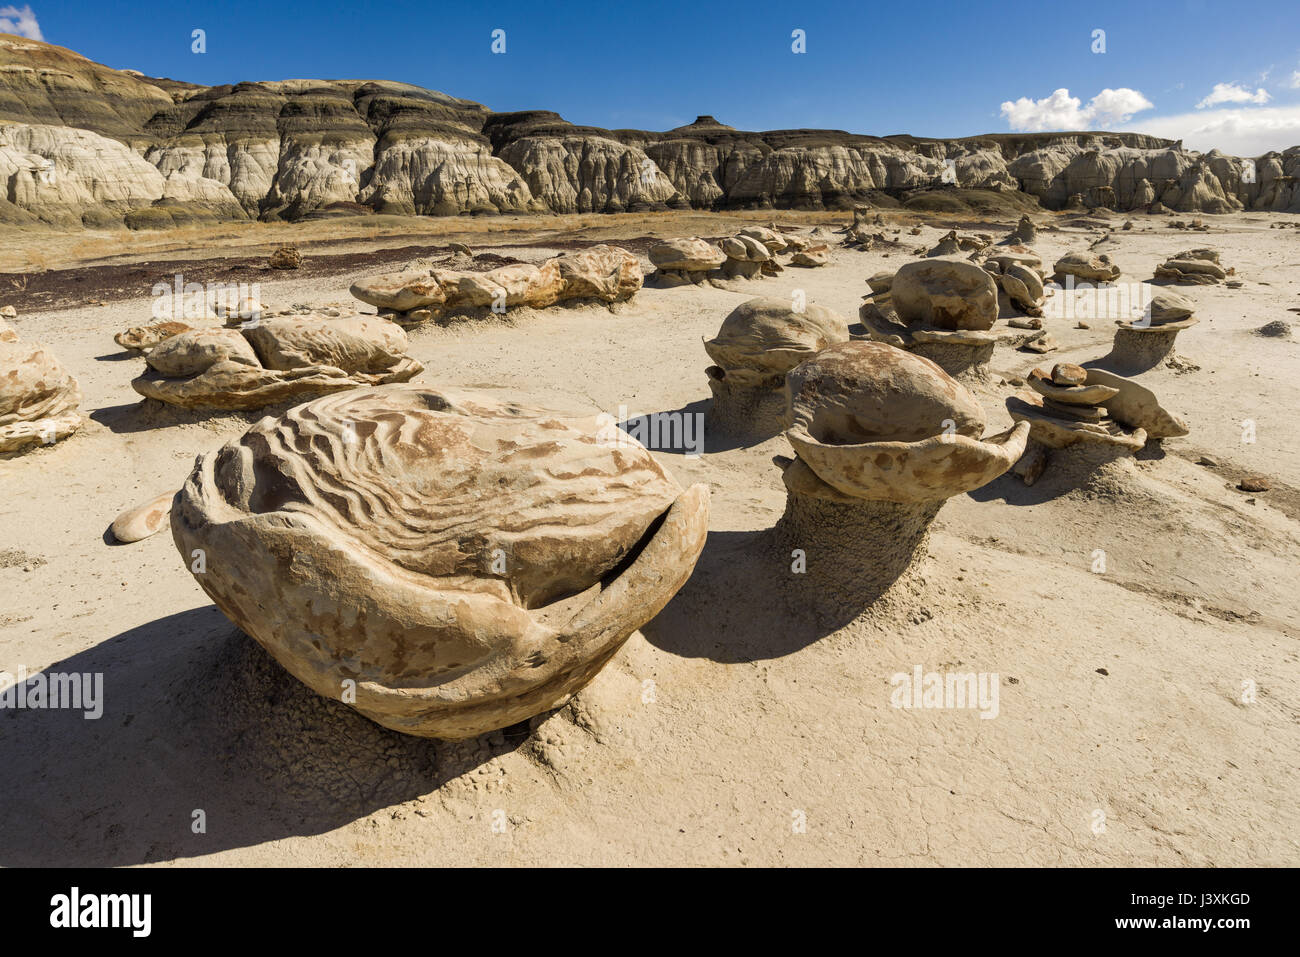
[772,342,1028,612]
[1006,363,1177,485]
[704,297,849,440]
[891,259,999,331]
[1053,251,1121,284]
[0,321,83,454]
[648,237,725,286]
[865,259,1005,380]
[1153,248,1228,285]
[1106,289,1199,372]
[171,386,710,739]
[132,317,423,410]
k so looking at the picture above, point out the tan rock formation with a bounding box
[1154,248,1229,285]
[110,490,175,543]
[1053,251,1122,283]
[351,246,641,322]
[704,297,849,439]
[648,237,725,285]
[170,385,710,739]
[0,320,82,454]
[132,316,422,409]
[1005,363,1182,484]
[772,342,1028,612]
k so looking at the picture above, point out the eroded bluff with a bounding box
[3,34,1299,227]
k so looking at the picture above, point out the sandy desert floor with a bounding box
[1,209,1297,866]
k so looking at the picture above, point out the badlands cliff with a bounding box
[2,32,1299,228]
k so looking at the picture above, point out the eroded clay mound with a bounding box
[132,316,423,410]
[171,385,710,739]
[0,322,83,454]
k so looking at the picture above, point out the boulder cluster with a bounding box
[649,227,828,287]
[171,385,710,739]
[1053,251,1122,284]
[351,245,642,323]
[858,258,1041,379]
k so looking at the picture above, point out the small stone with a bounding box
[1095,668,1109,676]
[0,305,16,319]
[110,491,175,544]
[1075,321,1090,329]
[1008,317,1042,330]
[449,242,473,256]
[269,245,302,270]
[1238,476,1270,492]
[1255,320,1291,338]
[1050,362,1087,386]
[1023,334,1058,354]
[1197,455,1219,467]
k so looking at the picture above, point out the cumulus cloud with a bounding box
[1196,83,1271,108]
[0,4,42,41]
[1289,71,1300,90]
[1121,105,1300,157]
[1000,88,1155,131]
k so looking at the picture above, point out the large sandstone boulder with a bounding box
[554,245,643,302]
[1053,251,1122,283]
[171,386,710,739]
[890,259,999,331]
[704,297,850,436]
[771,341,1029,611]
[1154,248,1228,284]
[350,246,641,321]
[132,317,422,409]
[0,320,82,454]
[648,238,725,273]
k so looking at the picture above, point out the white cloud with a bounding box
[0,4,42,40]
[1196,83,1271,108]
[1000,88,1154,131]
[1289,71,1300,90]
[1122,105,1300,157]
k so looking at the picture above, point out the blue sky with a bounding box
[6,0,1300,153]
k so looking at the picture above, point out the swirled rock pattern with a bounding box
[171,385,710,738]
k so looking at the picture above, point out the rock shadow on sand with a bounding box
[0,606,517,866]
